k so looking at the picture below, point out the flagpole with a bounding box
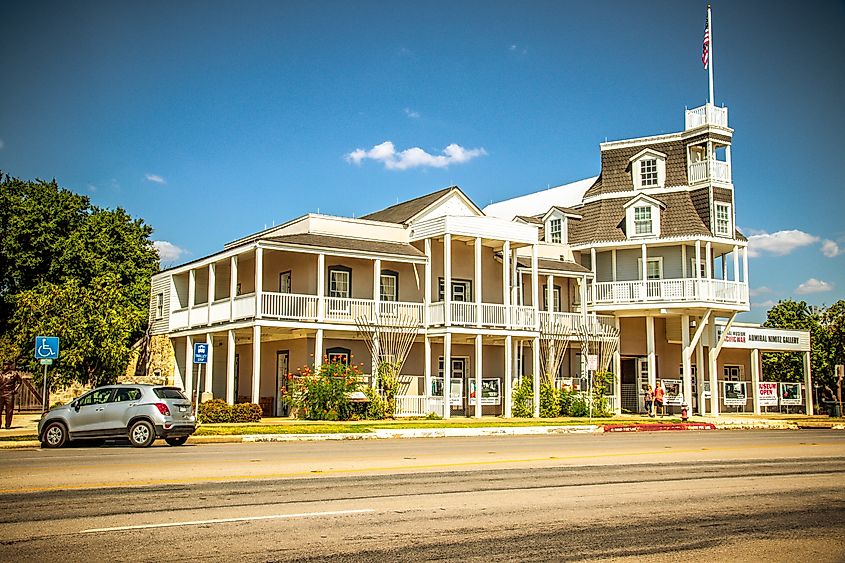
[708,3,715,106]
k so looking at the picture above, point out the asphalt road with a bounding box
[1,430,844,562]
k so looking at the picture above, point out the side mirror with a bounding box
[72,401,80,411]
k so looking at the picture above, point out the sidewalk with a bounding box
[2,412,842,449]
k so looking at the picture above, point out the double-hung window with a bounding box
[155,293,164,319]
[640,158,658,187]
[438,278,472,302]
[328,267,351,298]
[380,271,398,302]
[634,206,653,235]
[549,218,562,243]
[715,203,731,237]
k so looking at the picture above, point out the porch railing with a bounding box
[685,103,728,129]
[688,159,731,185]
[591,278,748,306]
[262,292,318,321]
[394,395,446,417]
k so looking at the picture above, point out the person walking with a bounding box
[654,380,666,417]
[0,360,23,429]
[644,385,655,417]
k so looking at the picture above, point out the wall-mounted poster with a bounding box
[780,382,802,406]
[702,381,711,399]
[723,381,747,406]
[431,377,464,406]
[469,378,501,406]
[758,382,779,407]
[662,379,683,405]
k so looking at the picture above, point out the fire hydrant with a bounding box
[681,403,689,421]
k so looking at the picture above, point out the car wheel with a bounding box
[165,436,189,446]
[41,422,67,448]
[128,420,155,448]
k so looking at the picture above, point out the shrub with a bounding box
[539,383,560,418]
[283,361,364,421]
[198,399,262,423]
[424,411,442,420]
[512,376,534,418]
[362,386,388,420]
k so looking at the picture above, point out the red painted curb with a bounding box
[603,423,716,432]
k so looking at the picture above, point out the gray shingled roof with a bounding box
[361,187,455,224]
[515,256,590,274]
[265,233,425,257]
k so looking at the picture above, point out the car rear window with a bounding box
[154,387,188,400]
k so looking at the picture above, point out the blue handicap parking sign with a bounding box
[35,336,60,360]
[193,343,209,364]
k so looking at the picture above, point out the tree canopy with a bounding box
[0,173,160,386]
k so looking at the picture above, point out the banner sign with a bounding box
[716,325,809,352]
[469,378,501,406]
[758,382,779,407]
[780,382,802,406]
[723,381,747,406]
[702,381,711,399]
[662,379,683,405]
[431,378,463,406]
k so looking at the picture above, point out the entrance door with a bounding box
[620,359,638,413]
[437,357,467,414]
[275,351,290,417]
[637,358,649,412]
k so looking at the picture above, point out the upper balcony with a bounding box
[688,159,731,186]
[685,103,728,130]
[589,278,749,312]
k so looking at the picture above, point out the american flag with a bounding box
[702,18,710,69]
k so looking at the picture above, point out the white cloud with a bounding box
[345,141,487,171]
[153,240,187,262]
[145,173,166,184]
[752,299,777,309]
[821,239,842,258]
[749,286,773,297]
[404,108,420,118]
[795,278,833,295]
[746,229,819,257]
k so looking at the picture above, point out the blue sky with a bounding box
[1,0,843,322]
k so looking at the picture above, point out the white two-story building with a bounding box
[144,102,813,417]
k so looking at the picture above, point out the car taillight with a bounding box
[154,403,171,416]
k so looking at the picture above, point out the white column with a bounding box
[502,241,511,327]
[705,241,712,279]
[316,253,325,322]
[504,334,513,418]
[641,243,648,300]
[204,332,214,400]
[804,351,814,415]
[208,263,216,324]
[474,334,482,418]
[681,314,692,410]
[646,316,656,388]
[371,258,381,381]
[696,335,706,415]
[314,328,323,370]
[590,247,597,277]
[255,247,264,319]
[187,269,196,326]
[742,246,749,284]
[474,237,482,328]
[611,249,617,282]
[732,245,739,282]
[251,325,261,404]
[424,335,432,399]
[708,327,720,416]
[171,338,184,389]
[184,335,194,397]
[681,245,687,278]
[695,240,701,278]
[721,254,727,280]
[444,234,452,326]
[226,329,236,405]
[751,348,761,415]
[443,332,451,420]
[532,336,541,418]
[531,244,539,315]
[229,255,239,319]
[373,258,382,306]
[424,239,432,325]
[613,317,622,415]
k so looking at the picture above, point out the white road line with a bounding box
[81,508,375,533]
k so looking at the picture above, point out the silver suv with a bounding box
[38,384,196,448]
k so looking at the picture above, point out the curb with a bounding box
[603,423,716,432]
[243,425,603,442]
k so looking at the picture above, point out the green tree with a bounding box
[0,173,160,385]
[761,299,828,386]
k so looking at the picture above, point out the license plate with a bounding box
[179,406,187,412]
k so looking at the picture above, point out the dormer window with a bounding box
[634,206,653,235]
[623,194,664,239]
[549,218,562,243]
[640,159,658,187]
[629,149,667,190]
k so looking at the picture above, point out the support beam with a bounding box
[229,255,239,318]
[316,253,325,322]
[708,312,738,416]
[474,334,482,418]
[371,258,381,381]
[681,245,687,278]
[424,335,432,401]
[696,335,706,415]
[443,332,451,420]
[185,335,194,397]
[611,249,617,282]
[475,237,482,328]
[646,316,656,388]
[504,335,513,418]
[502,241,511,327]
[226,329,236,405]
[444,234,452,326]
[705,241,712,279]
[751,348,761,415]
[187,269,196,326]
[532,336,540,418]
[681,315,692,410]
[171,338,184,389]
[314,328,323,370]
[531,244,539,316]
[733,245,740,283]
[613,316,622,415]
[590,247,597,277]
[695,240,702,279]
[251,325,261,404]
[742,246,749,285]
[804,351,814,415]
[204,332,214,400]
[546,275,554,313]
[255,247,264,319]
[424,239,432,325]
[208,263,216,324]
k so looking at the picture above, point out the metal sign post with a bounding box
[35,336,60,415]
[193,343,209,421]
[837,364,844,418]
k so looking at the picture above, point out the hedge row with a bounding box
[197,399,262,423]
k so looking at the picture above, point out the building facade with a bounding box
[147,102,813,417]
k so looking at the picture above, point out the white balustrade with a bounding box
[685,104,728,129]
[232,294,256,319]
[377,301,424,324]
[429,302,445,325]
[325,297,375,322]
[688,159,731,185]
[190,306,208,326]
[512,306,536,329]
[262,292,318,320]
[170,308,189,330]
[451,302,477,325]
[591,279,748,306]
[209,300,230,324]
